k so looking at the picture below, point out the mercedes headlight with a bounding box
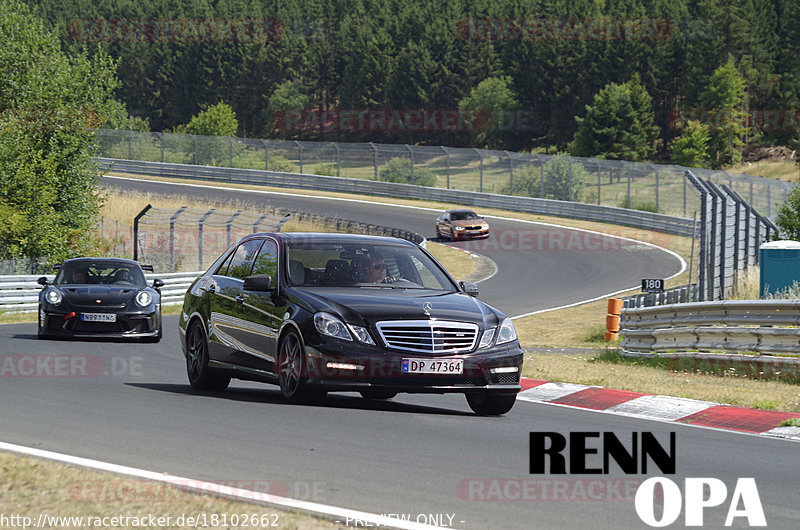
[44,288,62,305]
[496,317,517,344]
[348,324,375,345]
[478,328,496,348]
[135,290,153,307]
[314,312,352,341]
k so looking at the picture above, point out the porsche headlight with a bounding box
[496,317,518,344]
[44,288,62,305]
[314,312,352,341]
[135,290,153,307]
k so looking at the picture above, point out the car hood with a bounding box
[290,287,502,328]
[56,285,142,305]
[449,219,485,227]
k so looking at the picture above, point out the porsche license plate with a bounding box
[402,358,463,374]
[81,313,116,322]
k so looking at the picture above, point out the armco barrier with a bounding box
[620,300,800,356]
[0,272,202,313]
[96,158,697,237]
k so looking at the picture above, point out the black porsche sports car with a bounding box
[179,232,523,415]
[37,258,164,341]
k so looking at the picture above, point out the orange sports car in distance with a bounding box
[436,209,490,241]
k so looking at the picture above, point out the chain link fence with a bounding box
[95,129,795,219]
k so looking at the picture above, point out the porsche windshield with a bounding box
[54,262,147,286]
[286,241,456,291]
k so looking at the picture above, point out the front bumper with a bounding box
[39,307,160,339]
[304,340,522,394]
[452,229,490,240]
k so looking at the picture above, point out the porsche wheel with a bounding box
[278,331,325,403]
[186,321,230,391]
[466,393,516,416]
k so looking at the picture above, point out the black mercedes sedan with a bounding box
[179,232,523,415]
[37,258,164,341]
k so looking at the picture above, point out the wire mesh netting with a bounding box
[134,206,290,272]
[95,129,795,219]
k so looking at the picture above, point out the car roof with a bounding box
[60,257,144,267]
[243,232,419,247]
[446,209,477,214]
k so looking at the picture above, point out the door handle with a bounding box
[235,294,244,303]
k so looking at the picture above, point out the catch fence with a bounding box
[95,129,795,219]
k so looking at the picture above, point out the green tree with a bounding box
[670,121,712,168]
[379,158,436,187]
[172,102,238,166]
[264,80,310,138]
[775,185,800,240]
[501,155,588,202]
[458,76,520,149]
[699,59,748,168]
[183,101,238,137]
[569,78,659,161]
[0,0,118,262]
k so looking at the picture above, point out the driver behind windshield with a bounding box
[362,251,388,283]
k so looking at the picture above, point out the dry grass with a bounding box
[523,352,800,412]
[0,452,339,529]
[731,160,799,182]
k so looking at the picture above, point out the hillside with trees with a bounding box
[28,0,800,169]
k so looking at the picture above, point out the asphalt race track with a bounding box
[2,178,797,528]
[1,321,798,528]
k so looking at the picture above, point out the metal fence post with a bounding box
[133,204,152,262]
[370,142,378,180]
[157,132,164,163]
[227,211,243,247]
[655,168,659,211]
[505,151,513,195]
[539,155,545,198]
[198,208,215,270]
[626,164,631,208]
[193,135,198,165]
[169,207,187,273]
[128,131,133,159]
[228,137,233,167]
[333,142,341,177]
[473,148,483,193]
[295,141,303,173]
[441,146,450,189]
[405,144,414,184]
[569,159,574,202]
[261,139,269,170]
[597,166,601,205]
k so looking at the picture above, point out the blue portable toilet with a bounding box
[759,240,800,298]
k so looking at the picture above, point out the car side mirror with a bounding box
[37,276,48,287]
[152,278,165,290]
[459,280,479,297]
[244,274,273,292]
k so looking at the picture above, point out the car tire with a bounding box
[278,330,325,403]
[185,321,230,391]
[449,228,456,241]
[359,390,397,400]
[466,393,517,416]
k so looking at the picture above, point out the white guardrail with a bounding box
[0,271,202,313]
[620,300,800,356]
